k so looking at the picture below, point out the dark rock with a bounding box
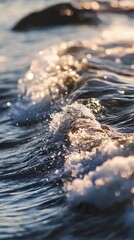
[12,3,100,31]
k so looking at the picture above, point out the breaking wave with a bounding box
[10,39,134,225]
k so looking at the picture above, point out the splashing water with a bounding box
[10,36,134,238]
[1,1,134,239]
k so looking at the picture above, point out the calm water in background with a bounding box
[0,1,134,239]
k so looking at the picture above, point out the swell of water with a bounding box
[0,1,134,240]
[9,38,134,238]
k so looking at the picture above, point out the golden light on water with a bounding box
[117,0,134,9]
[111,0,119,8]
[82,1,100,10]
[80,0,134,12]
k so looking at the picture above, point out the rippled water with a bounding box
[0,1,134,239]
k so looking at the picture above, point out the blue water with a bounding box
[0,1,134,239]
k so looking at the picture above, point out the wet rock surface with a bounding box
[12,1,134,31]
[12,3,100,31]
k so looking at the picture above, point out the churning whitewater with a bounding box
[1,1,134,239]
[11,39,134,234]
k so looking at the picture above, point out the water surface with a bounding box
[0,1,134,239]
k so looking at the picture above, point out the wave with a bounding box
[9,40,134,236]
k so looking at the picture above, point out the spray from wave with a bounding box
[10,25,134,237]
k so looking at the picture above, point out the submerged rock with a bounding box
[12,3,99,31]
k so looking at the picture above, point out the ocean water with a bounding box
[0,1,134,239]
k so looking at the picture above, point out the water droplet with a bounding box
[118,90,125,95]
[131,188,134,194]
[115,191,120,197]
[26,72,34,80]
[7,102,11,107]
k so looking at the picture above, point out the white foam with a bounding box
[11,42,83,125]
[66,155,134,209]
[49,102,134,211]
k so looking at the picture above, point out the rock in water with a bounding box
[12,3,99,31]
